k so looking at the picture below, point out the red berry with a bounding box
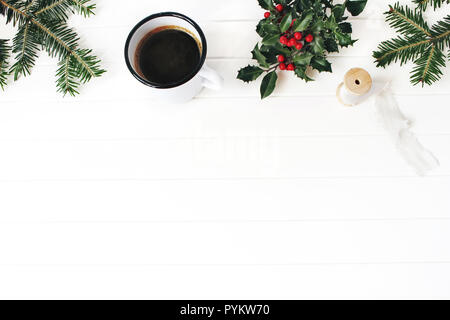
[279,36,288,45]
[294,32,302,40]
[305,34,314,43]
[279,63,286,70]
[287,64,295,71]
[275,4,283,12]
[295,42,303,50]
[277,55,285,63]
[264,12,271,18]
[288,38,296,47]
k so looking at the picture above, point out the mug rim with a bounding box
[124,12,208,89]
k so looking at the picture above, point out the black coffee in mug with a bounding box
[135,26,201,86]
[125,12,223,102]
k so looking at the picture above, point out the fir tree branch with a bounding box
[413,0,450,11]
[374,36,430,66]
[70,0,95,17]
[56,54,79,96]
[0,0,30,26]
[36,0,64,14]
[374,2,450,86]
[0,0,104,94]
[430,15,450,50]
[0,39,11,90]
[10,21,40,80]
[24,0,36,13]
[35,0,69,20]
[387,3,431,37]
[34,0,95,21]
[411,44,446,85]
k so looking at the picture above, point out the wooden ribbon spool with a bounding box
[336,68,373,107]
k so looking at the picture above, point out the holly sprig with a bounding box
[237,0,368,99]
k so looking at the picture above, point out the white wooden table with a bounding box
[0,0,449,299]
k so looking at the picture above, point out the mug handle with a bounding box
[198,64,223,91]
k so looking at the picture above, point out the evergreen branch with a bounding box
[34,0,95,21]
[0,0,30,26]
[10,21,40,80]
[34,0,70,21]
[0,39,11,90]
[69,0,95,17]
[71,48,105,82]
[56,54,79,96]
[374,2,449,86]
[35,19,79,58]
[387,3,431,37]
[1,3,97,78]
[430,15,450,50]
[0,0,104,95]
[413,0,450,11]
[36,20,104,80]
[374,35,429,67]
[411,45,446,85]
[24,0,36,13]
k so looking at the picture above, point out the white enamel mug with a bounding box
[125,12,223,103]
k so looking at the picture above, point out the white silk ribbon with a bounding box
[374,84,440,176]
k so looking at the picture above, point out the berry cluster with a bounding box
[263,5,314,72]
[237,0,367,99]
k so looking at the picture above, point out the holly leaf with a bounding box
[260,71,278,99]
[338,22,352,34]
[252,44,270,68]
[324,38,339,53]
[258,0,275,10]
[261,47,281,64]
[332,4,346,22]
[280,12,293,33]
[297,0,313,11]
[345,0,368,16]
[263,23,281,35]
[335,31,356,47]
[325,14,339,32]
[261,42,291,56]
[311,56,332,73]
[311,20,325,34]
[237,65,265,83]
[295,66,314,82]
[293,10,314,32]
[293,52,314,66]
[256,20,268,37]
[262,34,281,46]
[311,36,325,54]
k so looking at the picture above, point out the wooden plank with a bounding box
[1,220,450,265]
[66,0,445,25]
[0,177,449,222]
[1,57,449,102]
[1,95,449,140]
[1,263,450,299]
[0,135,448,180]
[68,20,398,61]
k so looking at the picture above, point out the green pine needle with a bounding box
[0,0,105,96]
